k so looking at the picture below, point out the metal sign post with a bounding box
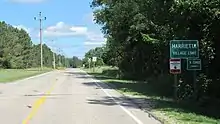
[187,59,202,99]
[169,40,202,101]
[169,58,181,100]
[88,58,91,71]
[92,57,97,72]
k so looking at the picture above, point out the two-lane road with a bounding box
[0,68,161,124]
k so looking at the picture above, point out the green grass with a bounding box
[83,67,220,124]
[0,68,52,83]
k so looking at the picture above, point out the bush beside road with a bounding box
[83,66,220,124]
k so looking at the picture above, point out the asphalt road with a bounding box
[0,68,161,124]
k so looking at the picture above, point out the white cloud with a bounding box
[13,25,31,34]
[42,22,106,45]
[42,22,88,37]
[86,32,106,42]
[13,22,106,47]
[8,0,45,3]
[84,32,106,46]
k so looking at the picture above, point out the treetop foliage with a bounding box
[85,0,220,100]
[0,21,67,69]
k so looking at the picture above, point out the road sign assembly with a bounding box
[92,57,97,62]
[88,58,91,62]
[170,40,199,59]
[187,59,201,70]
[170,59,181,74]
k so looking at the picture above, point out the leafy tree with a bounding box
[0,21,67,69]
[90,0,220,100]
[71,56,82,68]
[83,46,105,68]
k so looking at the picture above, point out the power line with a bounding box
[34,12,46,70]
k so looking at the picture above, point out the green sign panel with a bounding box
[170,40,199,58]
[187,59,201,70]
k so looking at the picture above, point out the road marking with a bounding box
[22,80,57,124]
[94,82,144,124]
[80,70,145,124]
[93,81,144,124]
[80,70,143,124]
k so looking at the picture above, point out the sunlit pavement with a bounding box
[0,68,160,124]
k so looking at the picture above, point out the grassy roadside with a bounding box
[0,68,52,83]
[83,66,220,124]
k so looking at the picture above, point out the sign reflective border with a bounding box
[170,58,181,74]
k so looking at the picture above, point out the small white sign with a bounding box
[170,59,181,74]
[92,57,97,62]
[88,58,91,63]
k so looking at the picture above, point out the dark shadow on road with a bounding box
[82,82,114,90]
[87,96,140,109]
[82,82,98,87]
[64,71,87,76]
[87,95,220,123]
[82,82,220,121]
[77,75,116,80]
[64,70,117,80]
[66,69,220,121]
[82,81,171,98]
[64,71,114,80]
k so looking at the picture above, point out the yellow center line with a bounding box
[22,79,57,124]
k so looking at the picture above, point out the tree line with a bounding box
[0,21,72,69]
[67,56,83,68]
[82,47,105,68]
[85,0,220,101]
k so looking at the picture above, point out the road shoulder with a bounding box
[81,69,162,124]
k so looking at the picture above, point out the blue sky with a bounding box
[0,0,105,59]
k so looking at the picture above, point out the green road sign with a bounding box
[187,59,201,70]
[170,40,199,58]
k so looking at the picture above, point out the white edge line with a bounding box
[94,81,144,124]
[82,70,144,124]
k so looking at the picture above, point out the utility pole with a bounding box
[51,40,56,69]
[62,52,66,68]
[60,49,66,67]
[58,48,61,66]
[62,53,66,68]
[34,12,46,70]
[53,51,56,69]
